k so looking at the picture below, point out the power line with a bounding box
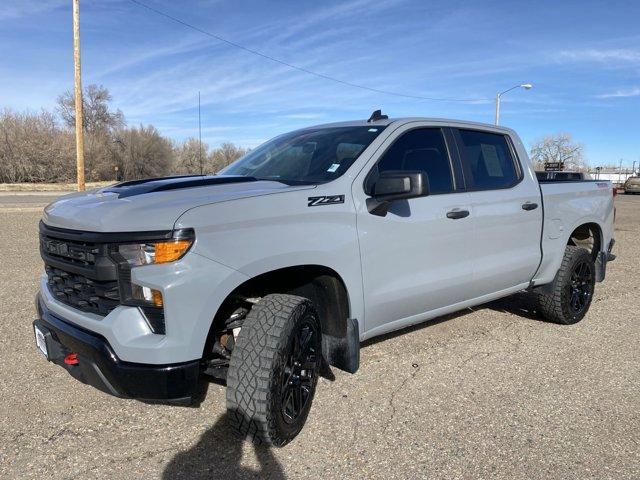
[128,0,488,103]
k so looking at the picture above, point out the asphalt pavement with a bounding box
[0,193,638,479]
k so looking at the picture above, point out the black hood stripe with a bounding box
[102,175,258,198]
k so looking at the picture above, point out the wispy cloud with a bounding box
[93,35,211,78]
[0,0,66,21]
[596,86,640,98]
[278,113,326,120]
[558,48,640,64]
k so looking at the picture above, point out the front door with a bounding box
[354,125,474,337]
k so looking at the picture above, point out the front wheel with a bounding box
[537,245,596,324]
[226,294,321,447]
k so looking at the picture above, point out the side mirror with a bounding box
[366,170,429,216]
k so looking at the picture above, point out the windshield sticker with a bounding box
[327,163,340,173]
[368,128,378,132]
[480,144,504,177]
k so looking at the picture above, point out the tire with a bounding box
[226,294,321,447]
[537,246,596,325]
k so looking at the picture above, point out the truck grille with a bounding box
[39,222,167,334]
[40,236,99,266]
[45,265,120,316]
[40,224,121,317]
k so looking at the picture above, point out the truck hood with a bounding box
[43,175,311,232]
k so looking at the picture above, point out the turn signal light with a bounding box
[151,289,164,307]
[154,239,193,264]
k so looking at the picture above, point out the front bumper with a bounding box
[34,294,204,406]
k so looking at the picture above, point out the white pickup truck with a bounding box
[34,112,615,446]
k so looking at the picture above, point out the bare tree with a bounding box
[57,84,125,134]
[174,138,208,174]
[530,133,587,171]
[209,142,248,173]
[0,109,75,183]
[56,85,126,181]
[112,125,174,180]
[1,86,250,183]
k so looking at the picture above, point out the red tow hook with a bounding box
[64,353,79,365]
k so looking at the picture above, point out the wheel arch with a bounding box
[566,221,603,260]
[204,264,359,373]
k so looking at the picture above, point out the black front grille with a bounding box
[40,223,121,317]
[40,236,99,266]
[45,265,120,316]
[39,222,167,333]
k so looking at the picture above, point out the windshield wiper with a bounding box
[254,177,318,186]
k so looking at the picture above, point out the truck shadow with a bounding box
[484,292,547,322]
[361,292,547,347]
[162,411,286,480]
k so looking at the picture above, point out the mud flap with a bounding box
[322,317,360,374]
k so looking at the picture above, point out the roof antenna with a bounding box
[367,109,388,123]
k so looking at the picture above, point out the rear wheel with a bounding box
[226,294,321,446]
[537,246,595,324]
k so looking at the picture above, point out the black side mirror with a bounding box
[367,170,429,216]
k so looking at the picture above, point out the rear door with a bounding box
[354,125,474,335]
[452,128,542,296]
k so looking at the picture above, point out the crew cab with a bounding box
[33,113,615,446]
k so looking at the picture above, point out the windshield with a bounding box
[220,126,386,184]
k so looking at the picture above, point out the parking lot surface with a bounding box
[0,194,638,479]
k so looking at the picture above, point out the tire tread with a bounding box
[226,293,315,446]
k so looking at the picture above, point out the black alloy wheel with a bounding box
[280,319,318,423]
[568,260,594,315]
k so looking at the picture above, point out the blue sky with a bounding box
[1,0,639,167]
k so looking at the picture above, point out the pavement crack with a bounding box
[382,364,420,436]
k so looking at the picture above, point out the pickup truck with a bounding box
[34,113,616,446]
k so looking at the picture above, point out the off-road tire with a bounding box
[226,294,321,447]
[537,245,595,325]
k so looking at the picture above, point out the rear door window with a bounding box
[456,130,521,190]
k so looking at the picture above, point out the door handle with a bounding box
[446,209,470,219]
[522,202,538,211]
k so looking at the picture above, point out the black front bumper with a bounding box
[34,294,204,406]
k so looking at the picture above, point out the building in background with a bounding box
[590,167,638,185]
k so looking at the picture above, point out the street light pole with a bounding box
[495,83,533,125]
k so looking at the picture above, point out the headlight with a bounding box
[112,229,195,317]
[117,237,194,267]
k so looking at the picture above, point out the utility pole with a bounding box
[73,0,85,191]
[198,91,203,175]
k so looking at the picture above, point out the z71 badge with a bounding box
[307,195,345,207]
